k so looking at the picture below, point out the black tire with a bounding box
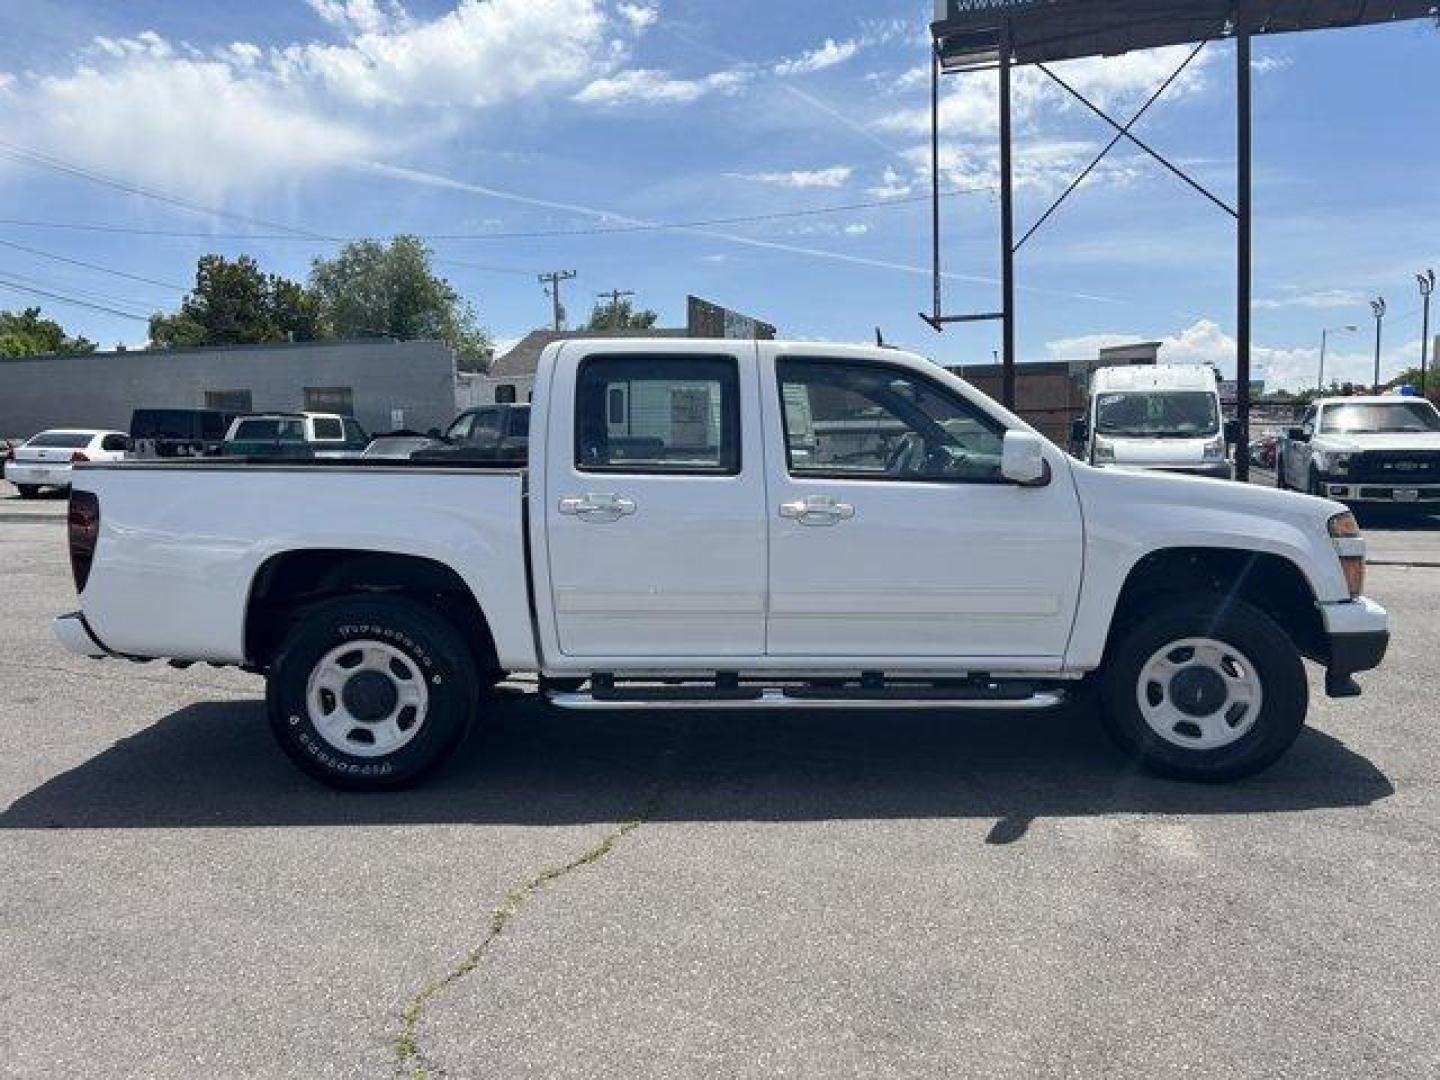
[266,596,478,790]
[1274,459,1287,490]
[1099,596,1308,782]
[16,484,40,499]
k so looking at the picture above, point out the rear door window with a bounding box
[26,431,94,448]
[101,434,129,452]
[312,418,345,440]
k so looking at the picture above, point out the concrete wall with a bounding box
[0,339,457,439]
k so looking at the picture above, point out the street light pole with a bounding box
[1370,297,1387,393]
[1419,269,1435,398]
[1318,324,1358,392]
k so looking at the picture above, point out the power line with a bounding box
[0,139,332,240]
[0,274,151,321]
[0,187,992,245]
[0,237,189,292]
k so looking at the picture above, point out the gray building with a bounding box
[0,339,458,439]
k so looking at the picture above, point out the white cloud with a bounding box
[0,0,625,197]
[866,166,912,199]
[1252,53,1292,75]
[574,67,748,106]
[305,0,409,37]
[283,0,613,108]
[774,38,859,77]
[843,222,868,235]
[1254,289,1367,311]
[616,3,658,32]
[732,165,853,189]
[1045,317,1418,391]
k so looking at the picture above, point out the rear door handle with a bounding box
[779,495,855,527]
[558,493,637,523]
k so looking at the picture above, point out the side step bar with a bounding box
[547,687,1067,711]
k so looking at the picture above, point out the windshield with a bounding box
[26,431,93,448]
[1094,391,1220,437]
[1320,402,1440,434]
[231,419,305,442]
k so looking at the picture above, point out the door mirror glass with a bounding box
[1001,431,1049,486]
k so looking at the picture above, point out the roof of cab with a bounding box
[1090,364,1218,393]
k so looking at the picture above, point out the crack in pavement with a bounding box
[392,740,677,1080]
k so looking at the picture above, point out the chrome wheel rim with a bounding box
[305,640,429,758]
[1136,637,1263,751]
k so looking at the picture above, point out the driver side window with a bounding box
[777,358,1005,483]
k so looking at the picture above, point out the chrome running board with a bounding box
[546,687,1067,711]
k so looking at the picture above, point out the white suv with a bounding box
[4,429,129,498]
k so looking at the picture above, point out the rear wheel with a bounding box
[1100,597,1308,782]
[266,596,478,790]
[15,484,40,499]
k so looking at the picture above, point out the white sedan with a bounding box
[3,429,129,498]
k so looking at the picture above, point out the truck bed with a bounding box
[70,460,536,668]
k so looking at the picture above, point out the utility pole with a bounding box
[1418,269,1435,397]
[1370,297,1387,393]
[538,269,576,331]
[595,289,635,330]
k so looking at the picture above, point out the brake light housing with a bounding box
[70,451,90,464]
[68,491,100,593]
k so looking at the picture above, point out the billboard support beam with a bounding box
[999,23,1017,409]
[1236,17,1253,483]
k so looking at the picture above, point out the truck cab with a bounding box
[1074,364,1231,479]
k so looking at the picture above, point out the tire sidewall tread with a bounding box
[266,595,477,790]
[1100,596,1308,782]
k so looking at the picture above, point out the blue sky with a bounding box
[0,0,1436,389]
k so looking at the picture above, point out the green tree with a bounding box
[149,254,321,347]
[309,236,492,371]
[583,296,659,331]
[0,307,97,358]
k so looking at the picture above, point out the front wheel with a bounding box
[1100,597,1308,782]
[266,596,478,790]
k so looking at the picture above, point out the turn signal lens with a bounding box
[1340,557,1366,599]
[1328,512,1361,539]
[68,490,100,593]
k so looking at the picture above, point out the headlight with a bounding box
[1203,436,1226,461]
[1093,437,1115,463]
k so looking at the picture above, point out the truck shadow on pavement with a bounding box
[0,691,1394,838]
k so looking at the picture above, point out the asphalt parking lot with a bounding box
[3,485,1439,1079]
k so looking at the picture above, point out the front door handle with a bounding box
[779,495,855,527]
[558,493,637,523]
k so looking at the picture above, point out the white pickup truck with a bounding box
[54,339,1388,789]
[1276,394,1440,508]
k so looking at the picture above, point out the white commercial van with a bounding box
[1073,364,1233,479]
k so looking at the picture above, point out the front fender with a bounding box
[1065,465,1350,669]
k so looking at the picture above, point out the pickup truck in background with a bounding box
[54,339,1389,789]
[1276,393,1440,509]
[221,412,370,459]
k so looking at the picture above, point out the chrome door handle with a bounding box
[558,493,637,523]
[779,495,855,527]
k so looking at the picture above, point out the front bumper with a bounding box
[4,462,73,487]
[1319,480,1440,505]
[52,612,109,659]
[1319,597,1389,698]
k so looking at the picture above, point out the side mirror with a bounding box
[1001,430,1050,487]
[1287,427,1308,442]
[1069,417,1087,446]
[1224,419,1241,445]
